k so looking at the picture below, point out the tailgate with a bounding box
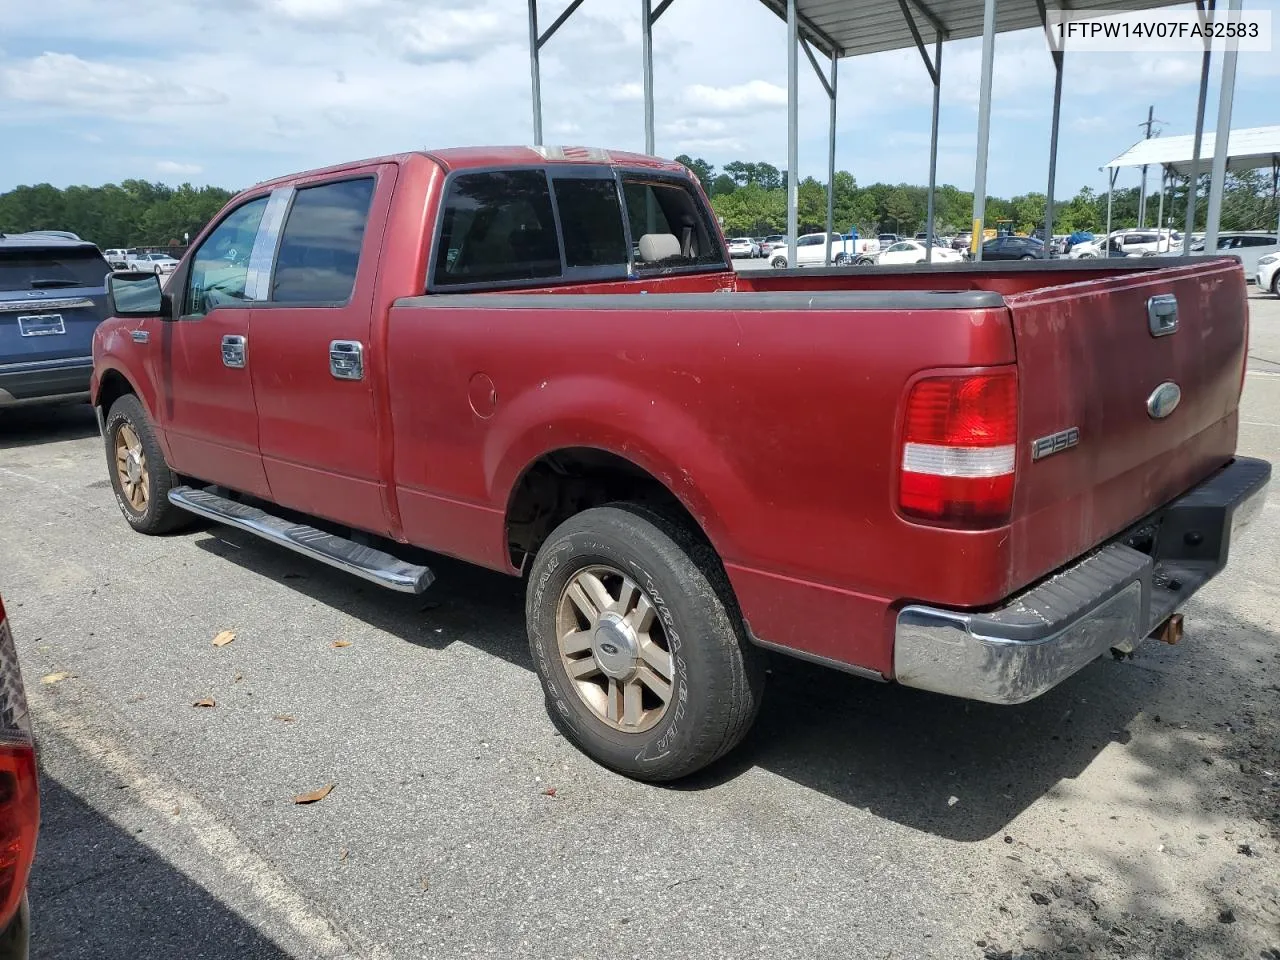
[1004,257,1247,590]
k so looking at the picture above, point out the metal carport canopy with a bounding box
[754,0,1180,57]
[1105,125,1280,176]
[751,0,1189,264]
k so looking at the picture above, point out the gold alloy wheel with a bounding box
[114,423,149,512]
[555,564,675,733]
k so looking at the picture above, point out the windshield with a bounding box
[0,247,111,291]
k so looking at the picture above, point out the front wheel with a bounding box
[1272,272,1280,296]
[526,505,765,782]
[1020,254,1036,260]
[104,395,193,535]
[833,253,850,266]
[770,256,788,269]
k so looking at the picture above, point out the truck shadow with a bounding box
[189,529,1243,844]
[0,403,100,450]
[31,774,293,959]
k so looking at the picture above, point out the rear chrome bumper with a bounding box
[894,456,1271,705]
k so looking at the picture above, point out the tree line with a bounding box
[676,154,1280,239]
[0,180,235,249]
[1,164,1275,250]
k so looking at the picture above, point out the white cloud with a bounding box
[608,82,643,102]
[685,80,787,113]
[156,160,203,175]
[0,52,225,113]
[388,7,520,63]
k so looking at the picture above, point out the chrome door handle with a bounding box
[221,335,247,368]
[1147,294,1178,337]
[329,340,364,380]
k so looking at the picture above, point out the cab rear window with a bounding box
[0,247,110,292]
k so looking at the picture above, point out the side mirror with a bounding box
[107,271,171,319]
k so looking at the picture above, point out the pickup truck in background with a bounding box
[91,146,1269,781]
[2,233,112,408]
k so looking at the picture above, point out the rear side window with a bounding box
[552,177,627,270]
[0,247,110,292]
[272,178,375,303]
[433,171,560,287]
[622,178,724,269]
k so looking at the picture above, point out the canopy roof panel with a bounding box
[1105,125,1280,176]
[756,0,1184,57]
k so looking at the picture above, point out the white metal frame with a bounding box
[524,0,1245,264]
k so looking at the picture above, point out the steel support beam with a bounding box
[898,0,947,262]
[1273,157,1280,242]
[528,1,543,144]
[642,0,656,154]
[1183,0,1215,252]
[786,0,799,266]
[925,36,943,262]
[1045,48,1063,255]
[825,50,838,265]
[527,0,586,146]
[971,0,997,261]
[1156,165,1167,244]
[1105,167,1118,257]
[760,0,840,57]
[1204,0,1242,254]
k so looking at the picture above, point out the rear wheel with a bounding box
[1272,271,1280,296]
[526,505,765,781]
[104,395,193,535]
[834,253,850,266]
[1020,254,1036,260]
[771,256,788,269]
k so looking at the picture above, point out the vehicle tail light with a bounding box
[0,596,38,931]
[899,371,1018,526]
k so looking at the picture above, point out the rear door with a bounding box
[247,167,391,535]
[1003,258,1247,588]
[0,243,110,401]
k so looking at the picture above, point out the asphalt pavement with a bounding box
[2,291,1278,959]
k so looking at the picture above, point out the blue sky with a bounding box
[1,0,1276,199]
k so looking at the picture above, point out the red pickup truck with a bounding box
[92,146,1269,781]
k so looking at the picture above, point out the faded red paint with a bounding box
[92,150,1249,678]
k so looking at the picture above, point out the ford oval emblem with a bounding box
[1147,381,1181,419]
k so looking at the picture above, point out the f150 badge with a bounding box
[1146,381,1182,419]
[1031,427,1079,461]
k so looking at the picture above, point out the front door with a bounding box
[156,193,279,498]
[248,170,391,535]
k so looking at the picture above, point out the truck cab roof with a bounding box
[253,146,691,192]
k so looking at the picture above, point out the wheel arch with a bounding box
[503,445,730,575]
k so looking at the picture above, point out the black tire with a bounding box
[833,253,850,266]
[1272,272,1280,297]
[104,394,193,535]
[770,256,788,269]
[1020,254,1036,260]
[526,505,765,782]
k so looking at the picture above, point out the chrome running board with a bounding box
[168,485,434,594]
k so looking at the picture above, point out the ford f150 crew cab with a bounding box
[91,147,1270,781]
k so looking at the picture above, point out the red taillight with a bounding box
[899,371,1018,526]
[0,600,38,930]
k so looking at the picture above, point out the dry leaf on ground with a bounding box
[273,714,296,723]
[212,630,236,647]
[293,783,335,804]
[41,672,72,685]
[192,697,216,708]
[331,640,352,648]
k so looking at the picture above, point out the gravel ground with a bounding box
[1,291,1278,960]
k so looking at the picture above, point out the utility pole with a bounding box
[1137,105,1165,228]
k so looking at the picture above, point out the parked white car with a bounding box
[1157,232,1278,279]
[1067,236,1137,259]
[726,237,760,259]
[876,240,964,265]
[1258,251,1280,295]
[127,252,180,275]
[768,232,878,268]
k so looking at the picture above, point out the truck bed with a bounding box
[390,255,1247,675]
